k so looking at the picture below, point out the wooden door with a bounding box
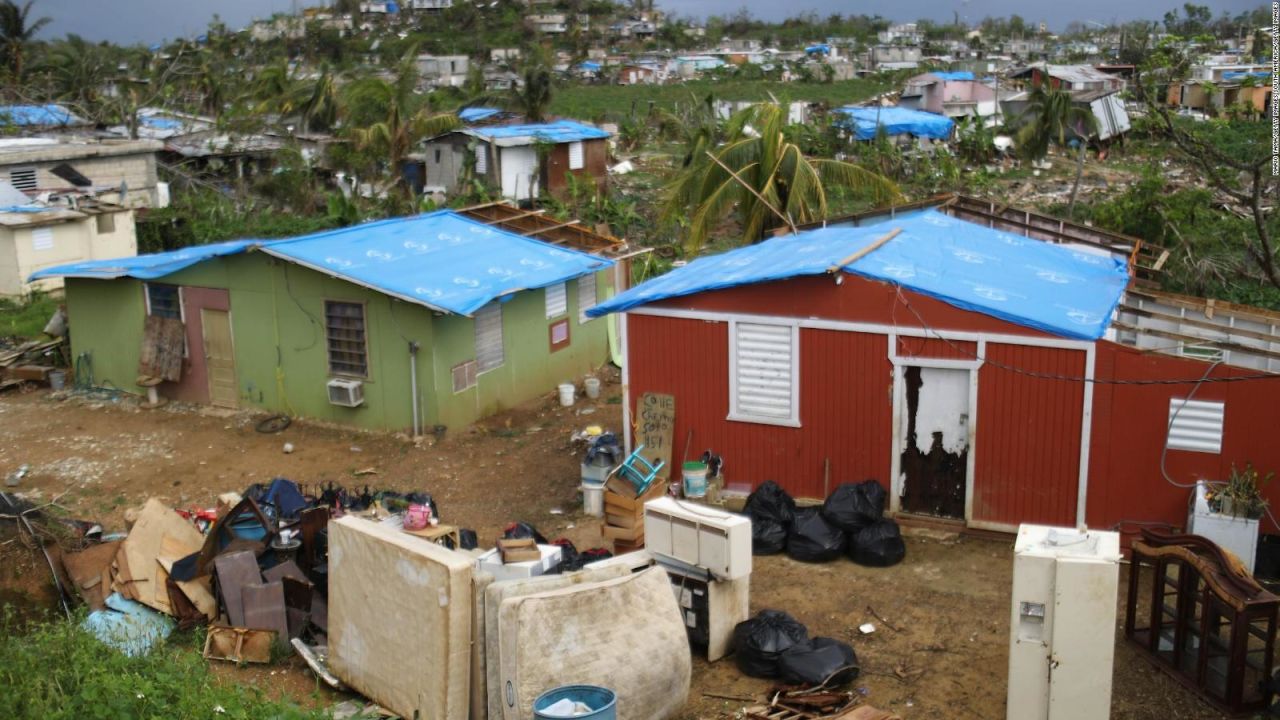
[899,366,969,519]
[201,308,237,409]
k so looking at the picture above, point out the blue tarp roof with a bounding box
[578,61,602,71]
[834,106,955,140]
[931,71,975,81]
[259,211,612,316]
[588,210,1129,340]
[458,107,503,123]
[805,44,831,54]
[139,115,185,130]
[0,104,86,127]
[467,120,610,143]
[32,211,613,317]
[1222,70,1270,81]
[29,239,263,281]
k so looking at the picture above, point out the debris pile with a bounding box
[743,480,906,567]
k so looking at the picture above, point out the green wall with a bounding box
[63,253,612,433]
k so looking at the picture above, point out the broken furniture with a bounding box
[1125,529,1278,716]
[601,475,666,553]
[497,537,541,563]
[1008,525,1121,720]
[204,626,277,664]
[610,443,664,497]
[403,522,461,548]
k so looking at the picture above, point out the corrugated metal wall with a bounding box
[972,343,1085,527]
[895,336,977,361]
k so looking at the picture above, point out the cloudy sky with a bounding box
[34,0,1265,45]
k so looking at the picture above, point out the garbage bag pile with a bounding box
[743,479,905,567]
[733,609,860,687]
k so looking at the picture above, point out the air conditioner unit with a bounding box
[644,496,751,580]
[327,378,365,407]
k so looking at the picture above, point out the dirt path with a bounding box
[0,385,1226,719]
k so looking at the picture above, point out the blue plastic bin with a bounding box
[532,685,617,719]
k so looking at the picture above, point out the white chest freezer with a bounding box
[1007,524,1121,720]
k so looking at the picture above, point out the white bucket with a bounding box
[558,383,575,407]
[584,377,601,400]
[682,461,709,498]
[582,483,604,517]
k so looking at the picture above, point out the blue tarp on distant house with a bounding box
[805,44,831,54]
[458,107,503,123]
[833,106,955,140]
[1221,70,1270,81]
[465,120,611,145]
[0,104,87,128]
[578,61,602,72]
[588,209,1129,340]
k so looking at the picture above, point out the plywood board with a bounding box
[116,499,205,614]
[138,315,185,383]
[496,567,691,720]
[328,516,473,720]
[635,392,675,480]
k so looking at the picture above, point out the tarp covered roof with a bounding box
[588,209,1129,340]
[931,70,975,81]
[458,107,503,123]
[463,120,610,146]
[0,104,88,127]
[32,211,613,317]
[834,106,955,140]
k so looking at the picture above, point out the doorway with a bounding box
[899,366,970,519]
[201,308,237,409]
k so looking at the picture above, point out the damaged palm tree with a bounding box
[1012,83,1098,218]
[663,102,901,253]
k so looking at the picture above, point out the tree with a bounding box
[662,102,901,252]
[39,34,111,112]
[465,55,555,122]
[0,0,50,80]
[1013,82,1097,217]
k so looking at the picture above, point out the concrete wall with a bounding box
[3,210,136,296]
[1,154,159,207]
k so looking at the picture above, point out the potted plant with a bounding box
[1207,463,1273,520]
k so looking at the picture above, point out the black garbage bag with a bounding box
[550,538,579,573]
[458,528,478,550]
[503,521,548,545]
[752,520,789,555]
[778,636,860,687]
[821,480,886,532]
[744,480,796,526]
[732,610,810,678]
[849,518,907,567]
[786,507,847,562]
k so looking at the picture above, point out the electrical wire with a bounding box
[1159,360,1221,489]
[283,263,320,352]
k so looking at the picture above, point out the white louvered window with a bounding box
[577,275,596,323]
[1167,398,1224,454]
[475,302,504,373]
[545,282,567,318]
[728,321,800,427]
[474,145,487,174]
[9,167,36,191]
[567,141,584,170]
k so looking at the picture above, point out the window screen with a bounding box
[475,302,504,372]
[577,275,596,323]
[146,283,182,320]
[325,301,368,377]
[568,141,585,170]
[545,282,567,318]
[729,321,799,426]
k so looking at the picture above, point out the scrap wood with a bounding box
[60,540,122,610]
[865,605,900,632]
[203,625,276,664]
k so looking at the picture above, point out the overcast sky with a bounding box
[34,0,1266,45]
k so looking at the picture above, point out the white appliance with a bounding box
[1007,524,1121,720]
[1187,479,1259,573]
[643,496,751,580]
[476,544,562,583]
[327,378,365,407]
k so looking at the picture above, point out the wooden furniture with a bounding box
[1125,529,1279,716]
[402,523,461,549]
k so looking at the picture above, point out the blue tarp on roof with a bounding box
[1222,70,1270,81]
[29,239,263,281]
[805,44,831,54]
[459,107,503,123]
[931,71,975,81]
[139,115,184,130]
[0,104,86,127]
[834,106,955,140]
[259,211,612,316]
[468,120,611,143]
[578,61,602,71]
[588,210,1128,340]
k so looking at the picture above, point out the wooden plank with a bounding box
[635,392,675,481]
[137,315,185,383]
[826,228,902,273]
[1112,321,1280,364]
[1119,304,1280,345]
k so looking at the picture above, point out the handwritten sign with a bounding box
[636,392,675,480]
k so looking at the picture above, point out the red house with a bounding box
[588,197,1280,542]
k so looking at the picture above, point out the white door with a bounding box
[898,366,970,519]
[500,146,539,201]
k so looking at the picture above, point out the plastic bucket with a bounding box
[48,370,66,391]
[558,383,576,407]
[533,685,617,720]
[584,377,601,399]
[582,483,604,517]
[682,461,709,498]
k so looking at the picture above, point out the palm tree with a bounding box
[465,58,555,123]
[39,34,110,112]
[299,65,339,134]
[1014,82,1098,217]
[0,0,50,80]
[663,102,901,252]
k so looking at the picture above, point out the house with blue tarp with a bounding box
[418,119,611,202]
[28,210,618,431]
[0,105,90,130]
[833,106,955,141]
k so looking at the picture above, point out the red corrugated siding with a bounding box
[1087,341,1280,537]
[972,343,1085,527]
[895,336,977,361]
[627,315,892,498]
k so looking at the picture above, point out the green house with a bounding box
[33,210,619,433]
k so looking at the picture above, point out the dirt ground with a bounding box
[0,381,1239,719]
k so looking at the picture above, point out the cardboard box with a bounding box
[477,545,562,583]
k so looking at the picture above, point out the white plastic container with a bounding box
[558,383,575,407]
[476,544,563,583]
[582,483,604,517]
[584,377,601,399]
[1187,480,1259,572]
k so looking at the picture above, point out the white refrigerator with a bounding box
[1007,524,1122,720]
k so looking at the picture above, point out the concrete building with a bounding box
[0,138,165,208]
[1,199,135,297]
[527,14,567,33]
[899,71,999,121]
[417,54,470,88]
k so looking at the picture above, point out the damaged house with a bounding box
[589,196,1280,543]
[0,137,165,208]
[898,71,1001,124]
[31,208,637,432]
[1005,64,1131,142]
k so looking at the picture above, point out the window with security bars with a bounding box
[452,360,478,393]
[325,301,368,377]
[145,283,182,320]
[728,320,799,426]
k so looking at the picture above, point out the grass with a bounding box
[0,292,60,340]
[550,78,893,121]
[0,611,327,720]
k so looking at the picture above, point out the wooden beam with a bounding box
[1118,304,1280,345]
[476,209,544,225]
[1112,321,1280,364]
[521,219,581,237]
[827,228,902,273]
[705,150,796,235]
